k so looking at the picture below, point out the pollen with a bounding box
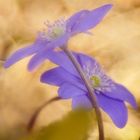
[90,75,101,88]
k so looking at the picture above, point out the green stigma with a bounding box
[50,27,65,39]
[44,19,66,40]
[90,76,101,88]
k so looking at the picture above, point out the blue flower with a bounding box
[4,4,112,71]
[40,51,137,128]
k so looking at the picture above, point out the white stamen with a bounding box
[41,18,66,41]
[83,61,115,93]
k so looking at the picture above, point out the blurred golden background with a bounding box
[0,0,140,140]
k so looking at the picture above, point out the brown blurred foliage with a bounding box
[0,0,140,140]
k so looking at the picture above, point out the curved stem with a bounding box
[61,47,104,140]
[27,96,61,132]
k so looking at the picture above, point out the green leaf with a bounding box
[22,109,96,140]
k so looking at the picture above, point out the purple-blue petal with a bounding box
[46,51,97,78]
[72,4,112,33]
[103,83,137,109]
[45,51,79,77]
[4,36,49,68]
[28,34,70,71]
[4,44,39,68]
[72,95,92,109]
[28,49,75,73]
[28,47,52,71]
[51,33,70,48]
[40,67,85,89]
[58,83,86,99]
[66,10,89,32]
[76,53,96,69]
[96,93,128,128]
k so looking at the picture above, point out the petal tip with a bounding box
[114,111,128,128]
[103,4,113,9]
[27,65,34,72]
[27,63,39,72]
[40,72,46,83]
[27,59,40,72]
[132,101,138,109]
[3,61,11,69]
[101,4,113,13]
[117,122,126,129]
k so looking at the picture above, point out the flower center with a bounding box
[90,75,101,88]
[83,62,115,93]
[50,27,65,39]
[41,19,66,41]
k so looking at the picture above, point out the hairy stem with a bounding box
[61,47,104,140]
[27,96,61,132]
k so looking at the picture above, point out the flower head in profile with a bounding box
[4,4,112,71]
[41,51,137,128]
